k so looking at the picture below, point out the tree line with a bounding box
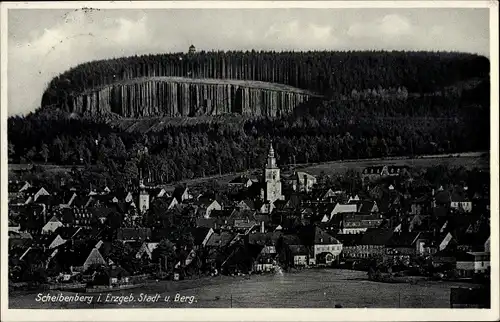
[9,82,489,192]
[41,50,489,109]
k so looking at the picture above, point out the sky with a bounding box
[7,7,490,116]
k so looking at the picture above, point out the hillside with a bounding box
[40,50,489,117]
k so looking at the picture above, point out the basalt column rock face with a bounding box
[70,77,313,118]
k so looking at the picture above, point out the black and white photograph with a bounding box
[1,1,498,321]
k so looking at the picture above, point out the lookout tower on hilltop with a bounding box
[188,44,196,54]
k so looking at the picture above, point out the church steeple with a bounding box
[266,142,277,169]
[262,141,283,203]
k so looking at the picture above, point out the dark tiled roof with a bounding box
[288,244,309,255]
[196,218,217,229]
[248,232,283,245]
[335,233,363,246]
[116,228,152,241]
[359,228,394,246]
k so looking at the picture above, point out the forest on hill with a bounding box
[8,73,489,191]
[41,50,489,111]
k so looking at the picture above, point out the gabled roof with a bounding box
[386,232,421,247]
[54,241,102,267]
[299,225,341,245]
[35,195,63,207]
[53,227,81,240]
[71,195,92,208]
[189,227,212,246]
[173,186,189,200]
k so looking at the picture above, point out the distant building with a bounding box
[287,171,317,193]
[361,165,410,185]
[188,44,196,54]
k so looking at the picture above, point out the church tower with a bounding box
[138,177,150,214]
[263,143,284,203]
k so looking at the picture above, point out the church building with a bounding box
[262,143,284,203]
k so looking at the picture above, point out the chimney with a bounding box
[260,221,265,233]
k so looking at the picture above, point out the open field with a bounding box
[163,152,489,190]
[9,269,484,309]
[295,152,489,177]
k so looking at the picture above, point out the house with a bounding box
[53,227,82,241]
[195,199,222,218]
[35,195,64,209]
[173,186,193,203]
[431,249,458,268]
[18,204,47,236]
[410,195,430,216]
[237,199,255,211]
[52,241,107,273]
[59,207,94,227]
[9,181,31,194]
[288,171,317,192]
[71,195,94,209]
[414,232,454,257]
[24,187,50,204]
[455,252,490,277]
[228,176,254,188]
[331,202,358,216]
[189,227,215,248]
[147,187,168,199]
[310,188,337,202]
[277,234,310,268]
[314,204,336,223]
[205,232,237,249]
[135,242,159,260]
[41,215,64,235]
[116,228,152,242]
[454,232,490,252]
[450,189,472,213]
[361,165,409,184]
[92,265,131,286]
[335,234,363,259]
[221,243,265,274]
[299,225,342,266]
[196,218,218,229]
[38,233,67,250]
[338,213,384,234]
[385,231,421,265]
[350,228,394,259]
[246,232,281,272]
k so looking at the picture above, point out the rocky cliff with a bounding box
[68,77,314,118]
